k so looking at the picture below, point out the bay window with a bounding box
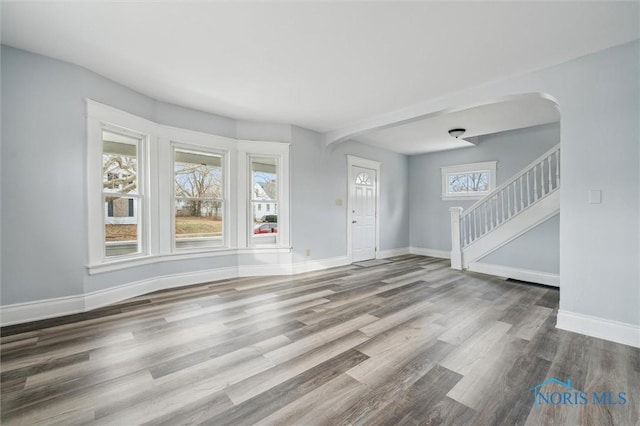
[87,99,290,274]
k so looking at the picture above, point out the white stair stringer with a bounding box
[462,189,559,267]
[449,144,560,273]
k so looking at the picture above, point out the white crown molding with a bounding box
[557,310,640,348]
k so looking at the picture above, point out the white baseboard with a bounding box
[292,255,350,274]
[409,247,451,259]
[238,264,293,277]
[377,247,410,259]
[1,256,354,326]
[467,262,560,287]
[1,267,241,326]
[557,310,640,348]
[84,266,240,311]
[0,294,86,326]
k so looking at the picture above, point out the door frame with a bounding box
[346,155,381,263]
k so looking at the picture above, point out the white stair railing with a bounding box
[450,144,560,269]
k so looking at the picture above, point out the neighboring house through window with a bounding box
[250,156,279,246]
[102,129,144,257]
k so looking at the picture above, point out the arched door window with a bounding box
[355,172,373,186]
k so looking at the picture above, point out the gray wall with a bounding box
[387,40,640,327]
[552,40,639,325]
[409,123,560,272]
[0,45,410,305]
[3,40,639,330]
[291,126,409,262]
[481,215,559,273]
[2,47,88,302]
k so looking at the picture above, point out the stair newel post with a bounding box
[450,207,464,270]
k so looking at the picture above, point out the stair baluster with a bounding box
[449,144,560,270]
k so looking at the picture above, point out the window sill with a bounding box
[87,246,292,275]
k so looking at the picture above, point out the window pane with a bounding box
[442,161,495,199]
[104,196,139,257]
[448,172,490,194]
[448,174,469,193]
[175,199,223,249]
[250,157,278,246]
[355,172,373,185]
[251,157,278,201]
[252,202,278,245]
[103,131,139,194]
[174,150,223,199]
[473,172,489,192]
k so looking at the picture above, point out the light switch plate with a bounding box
[335,199,343,206]
[588,189,602,204]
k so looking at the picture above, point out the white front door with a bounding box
[351,166,377,262]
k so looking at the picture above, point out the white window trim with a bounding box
[170,142,231,252]
[441,161,497,200]
[87,101,157,267]
[86,99,291,275]
[248,154,280,248]
[238,141,291,249]
[157,126,238,256]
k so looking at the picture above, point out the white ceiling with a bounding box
[1,2,638,152]
[356,94,560,155]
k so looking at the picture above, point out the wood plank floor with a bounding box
[1,255,639,425]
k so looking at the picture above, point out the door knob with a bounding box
[352,220,357,223]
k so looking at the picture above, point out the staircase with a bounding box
[450,144,560,271]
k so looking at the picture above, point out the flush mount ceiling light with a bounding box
[448,128,466,139]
